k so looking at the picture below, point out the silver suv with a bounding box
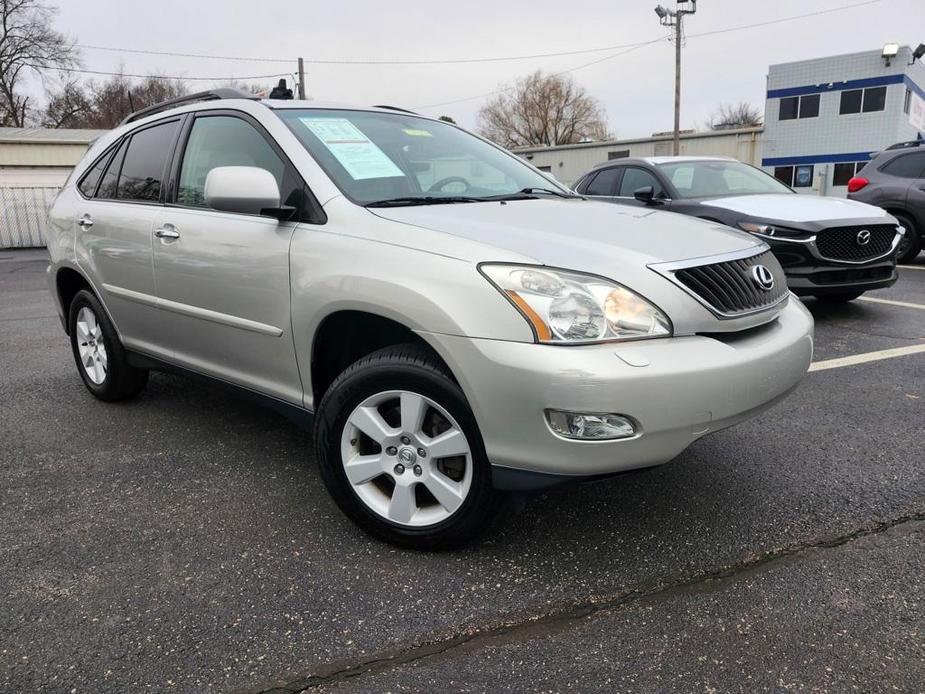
[46,90,814,548]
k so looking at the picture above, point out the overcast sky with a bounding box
[45,0,925,137]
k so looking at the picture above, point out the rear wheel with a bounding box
[893,212,921,263]
[814,291,864,303]
[68,289,148,401]
[314,344,497,549]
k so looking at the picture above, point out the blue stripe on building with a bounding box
[905,75,925,100]
[761,151,875,167]
[767,74,905,99]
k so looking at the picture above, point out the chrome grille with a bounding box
[815,224,896,262]
[672,250,788,317]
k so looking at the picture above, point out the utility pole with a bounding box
[655,1,697,155]
[297,57,306,99]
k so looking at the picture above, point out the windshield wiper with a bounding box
[365,196,483,208]
[486,187,583,201]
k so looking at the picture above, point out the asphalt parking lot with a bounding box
[1,249,923,693]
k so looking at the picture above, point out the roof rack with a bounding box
[885,140,923,151]
[372,104,419,115]
[120,88,260,126]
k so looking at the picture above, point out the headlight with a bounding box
[737,221,807,238]
[480,264,672,344]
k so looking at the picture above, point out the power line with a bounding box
[414,0,881,110]
[29,65,291,82]
[73,0,880,67]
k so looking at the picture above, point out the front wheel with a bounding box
[814,291,865,303]
[313,344,498,549]
[894,212,922,263]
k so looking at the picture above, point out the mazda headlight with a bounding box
[480,264,672,344]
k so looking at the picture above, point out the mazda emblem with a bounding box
[856,229,871,245]
[750,265,775,292]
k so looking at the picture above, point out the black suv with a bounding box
[847,141,925,262]
[574,156,903,302]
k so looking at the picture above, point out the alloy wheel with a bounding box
[75,306,108,385]
[340,390,473,527]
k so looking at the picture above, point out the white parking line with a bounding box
[858,296,925,310]
[809,343,925,372]
[898,265,925,271]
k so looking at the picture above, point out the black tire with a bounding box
[814,291,865,303]
[893,212,922,263]
[314,344,498,550]
[68,289,148,401]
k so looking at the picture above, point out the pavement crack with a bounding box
[250,510,925,693]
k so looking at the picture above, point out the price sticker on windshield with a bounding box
[300,117,405,180]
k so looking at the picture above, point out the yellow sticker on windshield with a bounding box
[403,128,433,137]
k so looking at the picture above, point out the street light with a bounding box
[654,1,698,155]
[882,42,899,67]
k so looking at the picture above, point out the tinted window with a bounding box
[862,86,886,112]
[779,97,799,120]
[793,165,814,188]
[774,166,794,186]
[96,138,128,200]
[882,152,925,179]
[833,162,862,187]
[618,167,664,197]
[116,121,179,202]
[799,93,820,118]
[607,149,629,160]
[78,150,111,198]
[178,116,288,208]
[840,89,862,114]
[584,168,620,195]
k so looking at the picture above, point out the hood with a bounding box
[699,193,891,224]
[369,198,762,271]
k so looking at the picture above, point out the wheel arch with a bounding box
[309,309,457,410]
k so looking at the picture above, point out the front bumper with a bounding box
[760,232,900,296]
[422,299,813,484]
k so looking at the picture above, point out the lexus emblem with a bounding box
[856,229,871,245]
[750,265,775,292]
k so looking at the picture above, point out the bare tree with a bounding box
[477,71,611,148]
[42,72,188,128]
[0,0,78,126]
[708,102,763,130]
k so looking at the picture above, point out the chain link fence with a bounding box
[0,187,58,248]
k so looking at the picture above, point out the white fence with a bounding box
[0,187,58,248]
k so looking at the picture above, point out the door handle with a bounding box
[154,225,180,240]
[77,214,93,229]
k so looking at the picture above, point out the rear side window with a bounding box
[78,149,111,198]
[584,168,620,196]
[881,152,925,179]
[116,120,179,202]
[96,139,129,200]
[178,115,285,208]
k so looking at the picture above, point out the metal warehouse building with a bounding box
[762,45,925,195]
[514,127,763,188]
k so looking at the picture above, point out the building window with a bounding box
[779,94,819,120]
[607,150,630,160]
[793,165,814,187]
[905,88,913,114]
[833,162,866,187]
[774,166,794,185]
[863,86,887,112]
[536,165,552,172]
[840,86,887,115]
[799,93,820,118]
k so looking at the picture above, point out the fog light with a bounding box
[546,410,637,440]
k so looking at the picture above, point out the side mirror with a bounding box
[633,186,656,204]
[204,166,283,217]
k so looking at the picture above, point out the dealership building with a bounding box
[762,44,925,195]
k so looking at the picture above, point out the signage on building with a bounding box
[910,92,925,132]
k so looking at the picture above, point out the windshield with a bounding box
[276,109,568,205]
[658,160,793,198]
